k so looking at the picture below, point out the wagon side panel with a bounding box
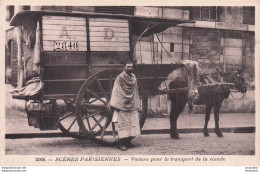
[41,16,89,99]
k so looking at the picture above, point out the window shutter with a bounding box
[95,6,135,15]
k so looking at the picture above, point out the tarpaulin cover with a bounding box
[10,77,42,97]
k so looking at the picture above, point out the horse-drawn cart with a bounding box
[9,10,239,144]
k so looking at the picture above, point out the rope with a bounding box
[230,92,245,100]
[155,33,178,63]
[136,23,150,43]
[139,39,142,63]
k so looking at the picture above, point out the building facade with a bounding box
[5,6,255,113]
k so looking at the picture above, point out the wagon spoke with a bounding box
[90,116,105,131]
[81,102,106,109]
[91,116,104,129]
[67,118,77,131]
[85,117,91,130]
[86,89,107,104]
[94,77,109,101]
[59,112,74,122]
[89,98,98,104]
[85,109,107,118]
[66,99,75,104]
[75,69,121,137]
[108,73,113,95]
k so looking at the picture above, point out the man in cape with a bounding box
[109,62,140,151]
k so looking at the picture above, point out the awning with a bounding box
[10,11,195,38]
[131,16,194,37]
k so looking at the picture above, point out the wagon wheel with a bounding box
[139,95,148,129]
[75,69,148,141]
[58,99,87,139]
[75,69,121,139]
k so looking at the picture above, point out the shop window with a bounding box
[243,7,255,25]
[170,43,174,52]
[95,6,135,15]
[190,7,217,21]
[6,6,14,21]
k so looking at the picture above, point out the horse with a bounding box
[168,68,247,139]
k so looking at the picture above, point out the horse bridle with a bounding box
[221,74,245,100]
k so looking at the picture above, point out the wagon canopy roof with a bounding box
[10,11,195,37]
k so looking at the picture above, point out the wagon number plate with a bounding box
[54,41,79,51]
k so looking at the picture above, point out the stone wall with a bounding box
[143,26,255,114]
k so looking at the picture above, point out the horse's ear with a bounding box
[216,67,223,75]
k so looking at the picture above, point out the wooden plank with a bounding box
[89,18,128,23]
[43,94,77,99]
[43,64,88,67]
[44,79,87,82]
[89,26,129,33]
[90,46,129,51]
[44,81,84,95]
[42,52,86,64]
[90,32,129,38]
[43,41,87,46]
[42,19,86,26]
[43,15,86,21]
[88,17,129,52]
[91,64,124,67]
[42,30,86,37]
[91,52,129,64]
[89,21,128,28]
[90,36,129,42]
[43,35,87,42]
[43,45,87,51]
[43,66,88,80]
[42,25,86,31]
[43,40,87,47]
[90,42,129,47]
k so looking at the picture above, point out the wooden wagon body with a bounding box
[9,11,195,141]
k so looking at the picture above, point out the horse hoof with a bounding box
[170,134,180,139]
[204,133,210,137]
[215,132,223,137]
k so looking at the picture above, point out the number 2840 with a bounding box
[54,41,79,50]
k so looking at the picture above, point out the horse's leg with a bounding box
[213,103,223,137]
[203,105,212,137]
[170,107,182,139]
[170,112,178,139]
[169,93,186,139]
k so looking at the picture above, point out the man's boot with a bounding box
[117,138,127,151]
[125,137,137,148]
